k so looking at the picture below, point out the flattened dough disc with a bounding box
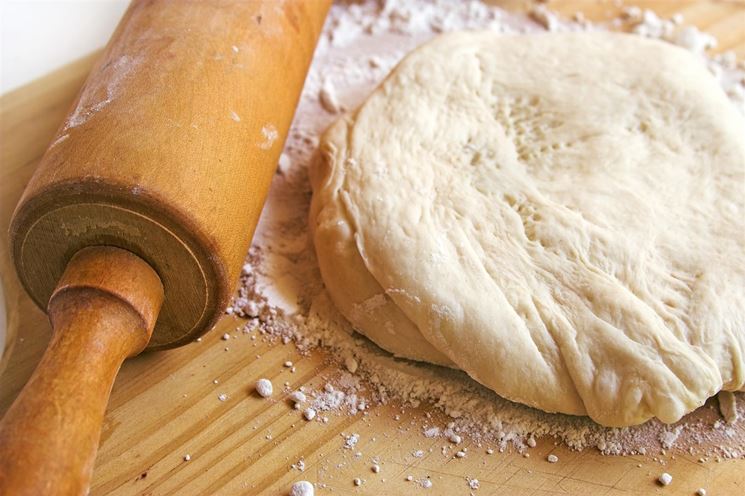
[310,32,745,427]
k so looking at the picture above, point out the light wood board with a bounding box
[1,1,744,495]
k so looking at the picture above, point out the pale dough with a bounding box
[309,32,745,427]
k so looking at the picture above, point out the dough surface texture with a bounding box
[309,32,745,427]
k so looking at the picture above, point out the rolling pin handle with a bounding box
[0,246,163,495]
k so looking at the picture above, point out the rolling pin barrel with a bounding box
[0,0,330,494]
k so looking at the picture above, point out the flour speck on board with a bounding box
[658,472,673,486]
[303,408,317,421]
[289,480,314,496]
[227,0,745,470]
[344,433,360,449]
[659,426,683,450]
[255,378,273,398]
[289,390,307,404]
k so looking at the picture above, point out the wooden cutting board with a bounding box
[1,1,744,494]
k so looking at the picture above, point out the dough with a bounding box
[309,32,745,427]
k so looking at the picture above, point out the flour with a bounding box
[259,124,278,149]
[659,427,683,450]
[622,8,744,111]
[289,390,306,404]
[229,0,745,460]
[289,480,314,496]
[64,54,141,131]
[423,426,440,438]
[658,472,673,486]
[255,378,273,398]
[626,7,716,54]
[318,80,341,114]
[529,5,559,31]
[343,433,360,449]
[303,408,317,421]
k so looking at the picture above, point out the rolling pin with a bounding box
[0,0,330,494]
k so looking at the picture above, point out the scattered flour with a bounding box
[63,54,141,132]
[289,480,314,496]
[289,390,306,404]
[529,4,559,31]
[318,79,341,113]
[423,426,441,438]
[658,472,673,486]
[259,124,278,149]
[292,458,306,472]
[255,378,273,398]
[343,433,360,449]
[228,0,745,463]
[303,408,317,421]
[659,426,683,450]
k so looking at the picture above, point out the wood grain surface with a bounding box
[1,1,744,495]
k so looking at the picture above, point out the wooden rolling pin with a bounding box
[0,1,330,494]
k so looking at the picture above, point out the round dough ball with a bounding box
[309,32,745,426]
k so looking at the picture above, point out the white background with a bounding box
[1,0,128,95]
[0,0,126,356]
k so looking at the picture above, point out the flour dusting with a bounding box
[64,54,141,132]
[228,0,745,461]
[259,124,279,149]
